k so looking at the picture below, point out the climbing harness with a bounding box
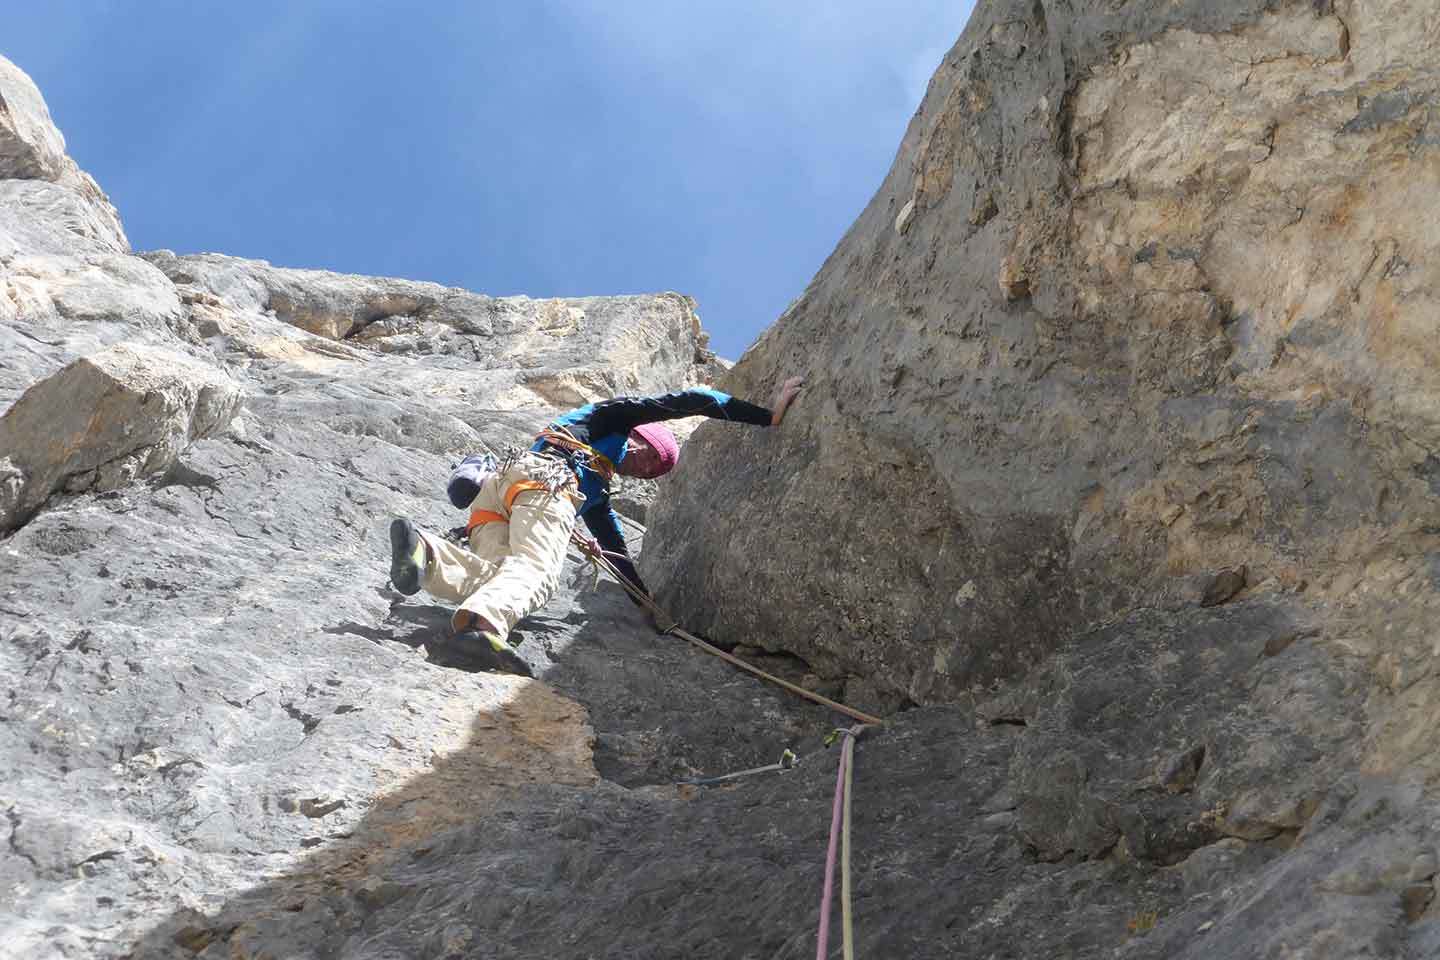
[465,479,552,535]
[817,726,867,960]
[571,533,882,727]
[460,452,578,537]
[677,749,799,787]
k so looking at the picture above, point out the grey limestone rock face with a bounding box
[646,0,1440,744]
[141,250,712,399]
[0,56,126,247]
[637,0,1440,955]
[0,58,171,419]
[0,343,243,531]
[0,52,768,960]
[0,55,69,182]
[5,8,1440,959]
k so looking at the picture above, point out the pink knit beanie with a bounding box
[630,423,679,475]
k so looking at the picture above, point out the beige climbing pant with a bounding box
[415,452,581,640]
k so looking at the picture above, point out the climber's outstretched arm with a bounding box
[587,378,804,437]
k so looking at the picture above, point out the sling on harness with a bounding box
[534,425,617,483]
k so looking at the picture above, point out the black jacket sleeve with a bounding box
[587,387,772,440]
[582,504,648,603]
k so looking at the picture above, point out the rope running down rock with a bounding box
[817,725,868,959]
[571,533,883,726]
[572,526,879,954]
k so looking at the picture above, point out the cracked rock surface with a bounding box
[643,0,1440,953]
[6,1,1440,957]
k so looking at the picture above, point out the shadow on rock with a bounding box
[115,591,1437,960]
[322,598,456,650]
[121,571,846,959]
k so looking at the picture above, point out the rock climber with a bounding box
[386,377,804,674]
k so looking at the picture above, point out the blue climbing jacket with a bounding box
[537,387,773,593]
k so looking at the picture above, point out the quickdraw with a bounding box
[677,749,799,787]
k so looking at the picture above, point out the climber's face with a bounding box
[619,434,664,479]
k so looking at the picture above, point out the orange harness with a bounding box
[465,479,552,535]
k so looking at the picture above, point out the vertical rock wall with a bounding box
[6,10,1440,955]
[644,0,1440,728]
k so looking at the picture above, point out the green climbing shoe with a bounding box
[389,518,426,596]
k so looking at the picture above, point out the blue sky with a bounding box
[8,2,974,359]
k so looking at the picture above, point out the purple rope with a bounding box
[816,741,850,959]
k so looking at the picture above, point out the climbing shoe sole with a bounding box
[389,518,424,596]
[452,630,534,678]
